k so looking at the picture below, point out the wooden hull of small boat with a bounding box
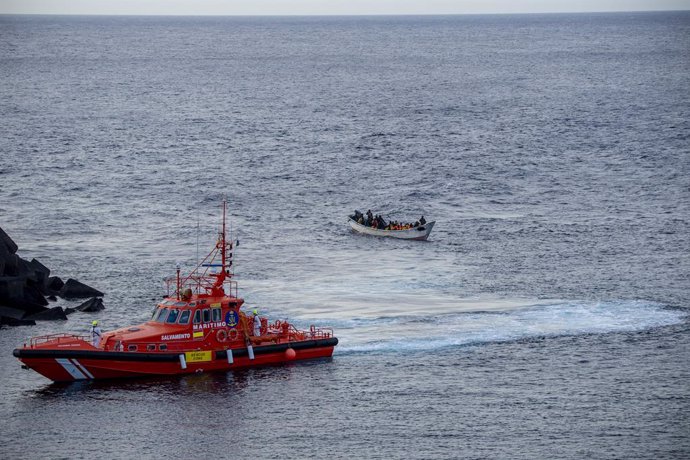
[348,219,435,240]
[14,338,338,382]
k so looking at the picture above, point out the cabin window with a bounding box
[193,309,201,324]
[178,310,190,324]
[147,344,156,351]
[166,309,180,324]
[155,308,169,322]
[162,300,175,306]
[212,307,221,322]
[150,307,159,320]
[202,308,211,323]
[159,344,168,351]
[174,301,186,307]
[128,345,138,352]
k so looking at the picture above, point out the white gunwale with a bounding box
[348,218,435,241]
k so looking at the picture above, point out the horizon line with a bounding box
[1,8,689,17]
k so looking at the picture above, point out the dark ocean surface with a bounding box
[1,12,689,459]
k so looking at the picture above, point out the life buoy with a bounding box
[216,329,228,342]
[228,329,238,341]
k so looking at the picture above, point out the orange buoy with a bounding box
[285,348,296,360]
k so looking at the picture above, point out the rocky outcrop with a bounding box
[59,279,104,299]
[0,316,35,326]
[25,306,68,321]
[47,276,64,292]
[0,227,18,254]
[0,226,105,327]
[65,297,105,314]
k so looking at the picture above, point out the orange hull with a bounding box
[14,338,337,382]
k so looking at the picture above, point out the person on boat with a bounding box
[252,309,261,337]
[377,215,387,229]
[91,320,102,347]
[420,216,426,225]
[351,210,363,222]
[365,210,373,226]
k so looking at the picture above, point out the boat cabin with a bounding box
[150,296,244,326]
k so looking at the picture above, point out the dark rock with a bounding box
[23,284,48,307]
[47,276,64,292]
[0,227,18,254]
[25,306,67,321]
[47,295,57,301]
[0,276,24,300]
[0,243,7,275]
[16,258,36,281]
[29,258,50,288]
[74,297,105,312]
[7,300,48,317]
[0,277,49,315]
[0,316,35,326]
[59,279,104,299]
[64,307,77,315]
[2,253,20,276]
[0,305,26,320]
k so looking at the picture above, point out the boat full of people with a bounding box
[348,210,435,241]
[13,201,338,382]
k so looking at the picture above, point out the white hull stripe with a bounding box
[55,358,87,380]
[71,359,94,379]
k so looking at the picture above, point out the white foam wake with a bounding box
[307,300,687,355]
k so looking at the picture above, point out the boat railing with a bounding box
[288,324,333,341]
[165,276,239,299]
[29,333,90,348]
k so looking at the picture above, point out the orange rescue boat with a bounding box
[13,201,337,382]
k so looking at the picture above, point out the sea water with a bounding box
[0,12,688,459]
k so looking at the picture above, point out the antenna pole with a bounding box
[176,263,181,300]
[221,198,227,278]
[196,208,200,270]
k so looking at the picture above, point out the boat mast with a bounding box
[221,198,227,275]
[209,198,229,295]
[168,200,234,298]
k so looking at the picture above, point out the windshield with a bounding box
[155,308,169,322]
[166,309,180,323]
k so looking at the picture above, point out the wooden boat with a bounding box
[13,201,337,382]
[348,218,435,241]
